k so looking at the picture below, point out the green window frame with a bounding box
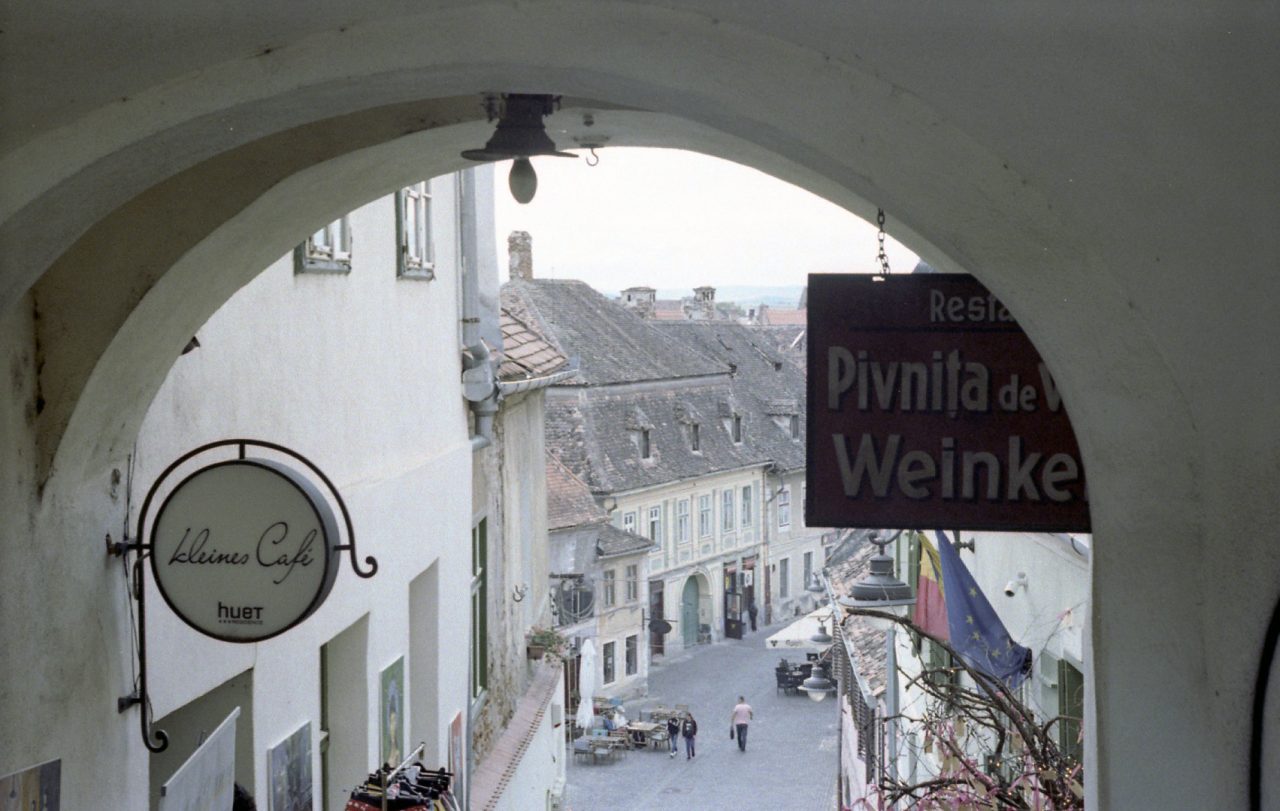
[470,518,488,699]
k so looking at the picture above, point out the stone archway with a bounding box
[3,4,1274,809]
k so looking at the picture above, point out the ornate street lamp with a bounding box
[839,530,917,788]
[839,531,916,631]
[800,663,836,703]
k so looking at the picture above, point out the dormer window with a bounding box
[640,428,652,459]
[732,415,743,444]
[790,414,800,439]
[690,423,701,452]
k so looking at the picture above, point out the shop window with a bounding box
[396,181,434,279]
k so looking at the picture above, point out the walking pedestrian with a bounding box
[681,712,698,759]
[747,601,758,632]
[666,715,680,758]
[731,696,753,752]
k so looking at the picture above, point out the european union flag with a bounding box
[934,530,1032,689]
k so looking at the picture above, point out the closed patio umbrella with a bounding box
[574,638,597,731]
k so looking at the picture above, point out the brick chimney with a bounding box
[693,286,716,320]
[620,286,656,319]
[508,230,533,281]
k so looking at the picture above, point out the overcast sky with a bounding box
[491,148,918,292]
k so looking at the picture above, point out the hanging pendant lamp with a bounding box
[461,94,575,204]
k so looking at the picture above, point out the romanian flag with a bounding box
[912,531,949,640]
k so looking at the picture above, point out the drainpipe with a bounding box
[457,167,501,450]
[462,340,499,450]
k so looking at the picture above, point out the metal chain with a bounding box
[876,208,892,275]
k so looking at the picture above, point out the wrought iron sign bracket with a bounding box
[107,438,377,755]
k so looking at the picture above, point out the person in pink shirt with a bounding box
[730,696,753,752]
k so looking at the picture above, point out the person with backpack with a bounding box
[680,712,698,759]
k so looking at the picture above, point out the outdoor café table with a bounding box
[626,721,659,748]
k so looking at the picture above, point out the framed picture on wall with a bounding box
[448,711,465,809]
[380,657,405,767]
[267,722,312,811]
[0,759,61,810]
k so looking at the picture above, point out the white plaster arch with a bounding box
[3,3,1274,809]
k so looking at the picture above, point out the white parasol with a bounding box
[574,638,597,731]
[764,606,837,654]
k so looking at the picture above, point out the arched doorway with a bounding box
[680,575,703,649]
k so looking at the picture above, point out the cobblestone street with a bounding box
[564,618,839,811]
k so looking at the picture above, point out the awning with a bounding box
[764,606,837,653]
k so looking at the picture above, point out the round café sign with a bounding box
[150,458,340,643]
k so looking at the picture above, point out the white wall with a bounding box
[128,180,473,807]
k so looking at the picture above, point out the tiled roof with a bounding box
[501,279,728,386]
[650,309,688,321]
[550,521,654,574]
[653,321,809,473]
[546,381,769,493]
[508,278,813,492]
[546,451,605,530]
[826,531,890,696]
[499,307,570,382]
[760,307,807,326]
[596,522,656,559]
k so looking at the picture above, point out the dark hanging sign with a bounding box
[150,458,342,642]
[805,274,1089,532]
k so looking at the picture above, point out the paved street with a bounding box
[565,618,839,811]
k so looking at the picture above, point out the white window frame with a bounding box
[676,499,690,543]
[778,486,792,528]
[625,564,638,602]
[603,569,616,608]
[295,215,353,274]
[698,494,713,538]
[803,551,813,589]
[397,181,434,279]
[648,506,662,542]
[623,511,637,534]
[721,488,735,532]
[741,485,753,527]
[779,557,790,599]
